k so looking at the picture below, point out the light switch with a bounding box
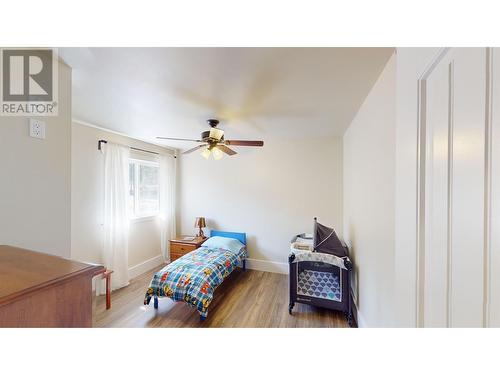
[29,118,46,139]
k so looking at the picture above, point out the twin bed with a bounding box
[144,230,247,321]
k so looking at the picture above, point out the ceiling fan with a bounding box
[157,119,264,160]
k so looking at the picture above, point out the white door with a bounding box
[420,47,500,327]
[490,49,500,327]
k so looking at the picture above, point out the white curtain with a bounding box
[159,153,176,262]
[99,142,130,294]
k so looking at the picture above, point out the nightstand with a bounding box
[169,236,207,262]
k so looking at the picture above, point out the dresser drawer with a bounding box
[171,243,196,253]
[170,242,197,261]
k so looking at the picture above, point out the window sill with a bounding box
[130,215,158,224]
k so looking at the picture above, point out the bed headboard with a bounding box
[210,230,247,246]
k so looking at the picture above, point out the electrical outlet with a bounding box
[29,119,46,139]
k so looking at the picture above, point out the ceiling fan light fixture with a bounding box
[157,118,263,159]
[212,147,223,160]
[201,148,211,159]
[209,128,224,141]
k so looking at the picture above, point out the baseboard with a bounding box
[122,255,286,282]
[129,256,288,277]
[246,258,288,274]
[128,254,165,279]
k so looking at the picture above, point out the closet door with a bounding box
[490,48,500,327]
[450,48,486,327]
[422,48,486,327]
[423,56,451,327]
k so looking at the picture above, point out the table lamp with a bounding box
[195,217,206,238]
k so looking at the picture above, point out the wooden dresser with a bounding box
[169,236,206,262]
[0,245,104,327]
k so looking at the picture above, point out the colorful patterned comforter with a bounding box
[144,245,246,318]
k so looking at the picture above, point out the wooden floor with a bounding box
[94,266,349,328]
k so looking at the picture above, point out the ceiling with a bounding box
[60,47,393,151]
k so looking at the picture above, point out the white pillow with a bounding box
[202,236,245,254]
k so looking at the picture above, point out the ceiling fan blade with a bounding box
[216,145,237,156]
[157,137,203,142]
[182,144,207,154]
[225,140,264,147]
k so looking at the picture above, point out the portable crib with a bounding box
[288,218,353,326]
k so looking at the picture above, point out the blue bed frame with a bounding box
[210,229,247,246]
[153,230,247,321]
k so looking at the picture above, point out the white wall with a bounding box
[71,121,175,274]
[0,60,72,257]
[343,54,396,327]
[178,137,343,273]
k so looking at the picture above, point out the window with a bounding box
[129,159,159,218]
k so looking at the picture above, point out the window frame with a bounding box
[129,158,160,221]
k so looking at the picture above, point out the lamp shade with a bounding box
[195,217,206,229]
[212,147,223,160]
[201,148,211,159]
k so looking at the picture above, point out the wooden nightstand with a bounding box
[169,236,207,262]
